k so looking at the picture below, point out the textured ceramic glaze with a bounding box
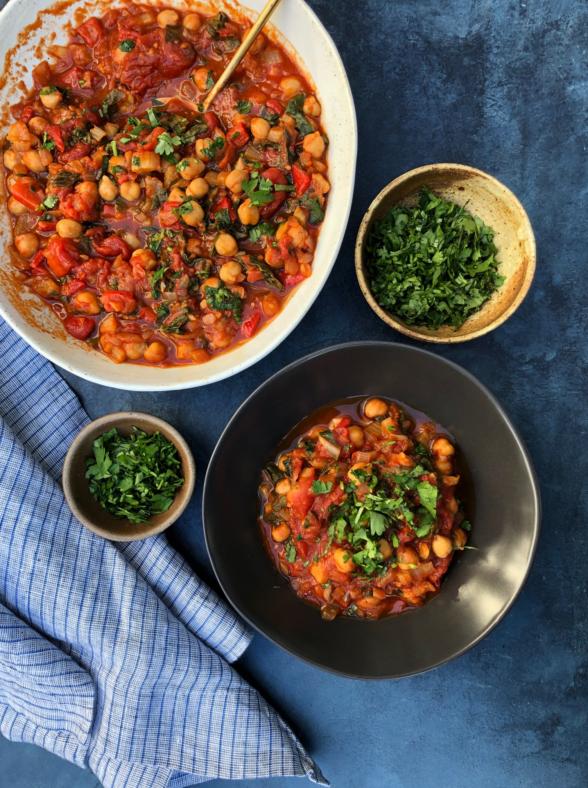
[0,0,357,390]
[355,164,536,342]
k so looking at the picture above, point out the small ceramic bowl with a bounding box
[63,412,195,542]
[355,163,536,343]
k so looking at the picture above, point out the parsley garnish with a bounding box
[236,99,252,114]
[40,132,55,151]
[202,136,224,159]
[204,284,243,322]
[99,89,123,119]
[38,194,59,212]
[301,195,325,224]
[311,480,332,495]
[285,541,297,563]
[85,427,184,524]
[242,171,275,205]
[249,221,276,243]
[285,94,314,136]
[365,187,505,330]
[119,39,135,52]
[155,131,182,158]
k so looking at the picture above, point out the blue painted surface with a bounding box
[1,0,587,786]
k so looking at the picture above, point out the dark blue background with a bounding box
[1,0,587,786]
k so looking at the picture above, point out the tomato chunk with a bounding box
[45,236,80,277]
[64,315,95,340]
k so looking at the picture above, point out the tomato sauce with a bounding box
[259,397,471,620]
[3,3,329,366]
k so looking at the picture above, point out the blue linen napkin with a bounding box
[0,318,326,788]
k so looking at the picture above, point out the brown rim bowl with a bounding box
[63,412,196,541]
[355,163,536,343]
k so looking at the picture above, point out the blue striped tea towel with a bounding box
[0,318,326,788]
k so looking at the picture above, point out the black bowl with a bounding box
[203,343,540,678]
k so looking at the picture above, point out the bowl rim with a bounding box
[355,163,537,344]
[63,411,196,541]
[0,0,358,391]
[203,340,542,678]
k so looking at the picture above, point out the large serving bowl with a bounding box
[203,342,540,678]
[0,0,356,390]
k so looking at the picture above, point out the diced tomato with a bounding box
[61,279,86,296]
[31,61,52,89]
[45,125,66,154]
[287,475,315,521]
[209,195,237,223]
[159,201,181,228]
[101,290,137,314]
[138,306,156,322]
[64,315,95,340]
[141,126,165,151]
[30,250,46,272]
[217,141,236,170]
[204,111,220,133]
[91,235,131,260]
[61,143,92,162]
[227,122,249,148]
[11,178,44,209]
[312,486,345,519]
[266,98,284,116]
[241,310,261,338]
[36,220,56,233]
[292,164,311,196]
[260,167,288,219]
[60,66,95,92]
[283,273,305,288]
[19,105,35,125]
[160,36,196,78]
[44,236,80,277]
[76,17,104,47]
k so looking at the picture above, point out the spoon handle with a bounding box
[203,0,283,110]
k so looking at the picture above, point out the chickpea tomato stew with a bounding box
[3,3,329,365]
[259,397,471,620]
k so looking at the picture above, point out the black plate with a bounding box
[203,343,540,678]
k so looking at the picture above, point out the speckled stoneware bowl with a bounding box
[355,163,536,343]
[63,412,195,541]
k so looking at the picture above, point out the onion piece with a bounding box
[318,434,340,459]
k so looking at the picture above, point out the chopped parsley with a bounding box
[204,284,243,322]
[236,99,252,114]
[285,93,314,136]
[99,89,123,119]
[155,131,182,158]
[249,221,276,243]
[119,39,135,52]
[202,136,225,159]
[285,541,297,563]
[38,194,59,212]
[40,132,55,151]
[365,187,505,330]
[301,195,325,224]
[86,427,184,524]
[242,171,275,205]
[312,480,333,495]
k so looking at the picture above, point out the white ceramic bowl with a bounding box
[0,0,357,390]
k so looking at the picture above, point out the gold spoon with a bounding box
[157,0,283,114]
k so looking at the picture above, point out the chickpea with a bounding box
[432,437,455,474]
[104,122,118,138]
[28,116,48,135]
[364,398,388,420]
[280,75,303,98]
[418,542,431,560]
[168,186,186,203]
[432,535,453,559]
[120,180,141,201]
[237,198,260,226]
[205,171,218,187]
[77,181,98,201]
[144,341,167,364]
[250,117,270,140]
[216,171,228,188]
[14,233,39,258]
[130,248,157,271]
[397,545,419,567]
[8,196,27,216]
[72,290,100,315]
[192,67,212,92]
[123,232,141,250]
[275,478,291,495]
[40,89,62,110]
[7,121,38,152]
[312,173,330,195]
[183,12,201,30]
[262,292,280,317]
[378,539,393,560]
[3,150,20,170]
[219,260,244,285]
[271,523,291,543]
[124,341,147,361]
[310,562,328,585]
[186,177,209,198]
[98,175,118,201]
[348,425,364,447]
[333,548,354,574]
[215,232,238,256]
[130,151,161,174]
[222,170,242,196]
[293,206,308,226]
[302,131,325,158]
[303,95,321,117]
[180,200,205,227]
[177,157,205,180]
[453,528,468,550]
[267,126,285,143]
[56,219,82,239]
[195,137,214,161]
[157,9,179,27]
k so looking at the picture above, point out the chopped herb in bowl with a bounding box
[365,187,505,330]
[86,427,184,524]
